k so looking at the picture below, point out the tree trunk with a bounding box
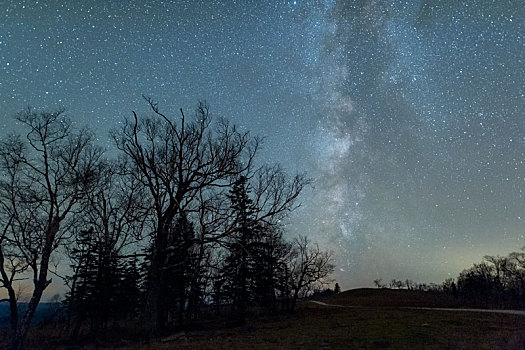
[0,248,19,332]
[290,277,304,312]
[143,254,169,335]
[10,281,48,350]
[0,272,19,332]
[8,294,18,333]
[144,214,174,335]
[10,225,56,350]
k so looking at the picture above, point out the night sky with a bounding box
[1,0,524,289]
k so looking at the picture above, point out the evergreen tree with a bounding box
[65,227,98,338]
[115,258,142,319]
[66,227,141,337]
[250,226,289,311]
[222,175,258,324]
[221,176,293,319]
[163,215,196,327]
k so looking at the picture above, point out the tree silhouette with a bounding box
[115,99,258,334]
[0,102,329,346]
[286,236,334,311]
[221,175,261,323]
[65,158,146,337]
[0,108,103,350]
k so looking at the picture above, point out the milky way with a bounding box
[1,0,523,289]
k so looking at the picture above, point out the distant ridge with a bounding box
[0,303,62,329]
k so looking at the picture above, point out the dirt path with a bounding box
[309,300,357,308]
[309,300,525,316]
[408,307,525,316]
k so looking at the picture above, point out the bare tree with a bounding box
[0,140,31,333]
[65,159,147,337]
[405,279,415,291]
[0,108,103,350]
[373,278,384,289]
[388,279,405,289]
[251,165,308,225]
[115,99,259,334]
[286,236,334,311]
[0,223,28,332]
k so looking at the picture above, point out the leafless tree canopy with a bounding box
[0,108,104,350]
[0,102,333,347]
[286,236,335,311]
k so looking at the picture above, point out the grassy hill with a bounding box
[110,304,525,350]
[110,289,525,350]
[323,288,458,308]
[6,289,525,349]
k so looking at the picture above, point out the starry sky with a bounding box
[1,0,524,289]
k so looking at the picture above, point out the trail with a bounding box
[309,300,358,308]
[309,300,525,316]
[408,307,525,316]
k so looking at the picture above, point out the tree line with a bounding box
[0,100,334,349]
[374,250,525,309]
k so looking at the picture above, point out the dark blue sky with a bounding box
[1,0,524,289]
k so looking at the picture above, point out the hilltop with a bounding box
[322,288,458,308]
[4,288,525,349]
